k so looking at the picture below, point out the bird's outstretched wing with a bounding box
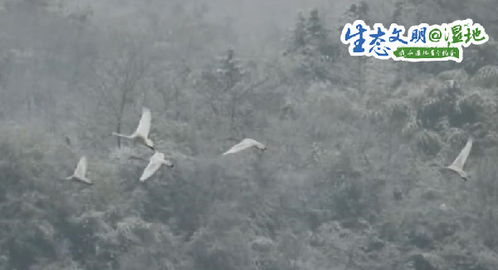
[223,140,252,155]
[140,159,162,182]
[450,137,473,170]
[75,176,93,185]
[74,156,87,178]
[135,107,152,137]
[222,138,266,155]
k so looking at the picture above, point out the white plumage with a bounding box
[66,156,93,185]
[113,107,155,150]
[222,138,266,155]
[139,151,173,182]
[445,137,473,181]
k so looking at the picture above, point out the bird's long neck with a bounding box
[112,132,131,139]
[144,139,154,150]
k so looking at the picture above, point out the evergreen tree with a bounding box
[290,12,307,52]
[307,9,327,43]
[218,48,244,91]
[286,9,337,83]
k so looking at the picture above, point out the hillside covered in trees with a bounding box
[1,0,498,269]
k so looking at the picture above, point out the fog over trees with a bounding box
[1,0,498,269]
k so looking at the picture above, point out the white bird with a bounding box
[66,156,93,185]
[139,151,174,182]
[222,138,267,155]
[444,137,473,181]
[439,203,449,211]
[112,107,154,150]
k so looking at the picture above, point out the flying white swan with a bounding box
[222,138,267,155]
[112,107,154,150]
[139,151,174,182]
[444,137,473,181]
[66,156,93,185]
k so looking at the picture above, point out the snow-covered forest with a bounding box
[1,0,498,269]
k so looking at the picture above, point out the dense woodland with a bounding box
[2,0,498,269]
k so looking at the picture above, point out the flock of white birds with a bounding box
[65,106,474,185]
[65,107,267,185]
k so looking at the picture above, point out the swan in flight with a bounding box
[139,151,174,182]
[66,156,93,185]
[444,137,473,181]
[112,107,154,150]
[222,138,267,155]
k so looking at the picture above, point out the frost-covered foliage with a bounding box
[1,0,498,269]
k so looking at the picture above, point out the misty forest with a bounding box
[2,0,498,269]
